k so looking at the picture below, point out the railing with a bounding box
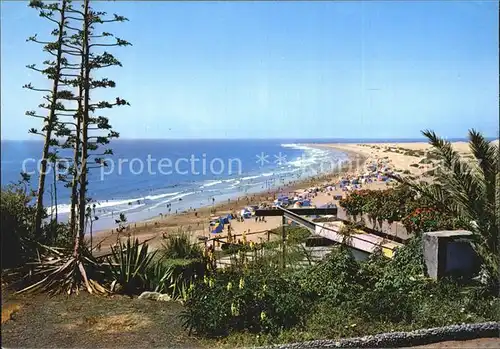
[277,206,400,257]
[200,206,401,259]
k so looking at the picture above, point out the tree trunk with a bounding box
[75,0,90,257]
[53,163,58,225]
[33,0,68,240]
[69,0,85,244]
[69,86,83,239]
[49,183,54,222]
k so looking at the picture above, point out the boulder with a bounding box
[138,291,160,301]
[138,291,171,302]
[157,294,172,302]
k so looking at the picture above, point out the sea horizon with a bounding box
[2,139,351,231]
[2,136,493,143]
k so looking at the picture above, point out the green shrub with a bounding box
[401,208,464,234]
[298,247,365,304]
[356,237,428,323]
[145,231,212,298]
[340,186,421,223]
[143,257,171,293]
[305,301,391,339]
[181,268,310,337]
[145,258,208,299]
[286,227,311,245]
[1,182,74,271]
[161,231,203,259]
[1,184,37,269]
[180,219,499,343]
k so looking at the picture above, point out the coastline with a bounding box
[90,145,367,251]
[90,138,497,252]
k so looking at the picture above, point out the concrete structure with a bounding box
[337,206,411,241]
[315,221,403,258]
[422,230,481,280]
[255,206,404,261]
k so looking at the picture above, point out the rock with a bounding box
[157,294,171,302]
[138,291,171,302]
[254,322,500,349]
[138,291,161,301]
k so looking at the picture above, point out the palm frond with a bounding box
[468,130,498,187]
[422,130,486,222]
[407,130,499,290]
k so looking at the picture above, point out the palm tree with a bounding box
[393,129,498,291]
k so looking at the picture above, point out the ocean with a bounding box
[1,139,352,231]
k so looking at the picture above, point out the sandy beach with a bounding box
[90,140,493,252]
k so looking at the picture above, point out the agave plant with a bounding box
[17,242,107,295]
[392,129,499,291]
[161,230,203,259]
[106,237,157,295]
[144,259,170,293]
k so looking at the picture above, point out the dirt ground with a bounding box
[2,290,498,348]
[1,291,207,348]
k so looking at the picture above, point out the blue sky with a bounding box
[1,1,498,140]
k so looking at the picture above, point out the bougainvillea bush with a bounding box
[339,189,371,219]
[339,185,464,234]
[339,185,422,223]
[401,207,463,234]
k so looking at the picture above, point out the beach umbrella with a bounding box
[211,222,223,234]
